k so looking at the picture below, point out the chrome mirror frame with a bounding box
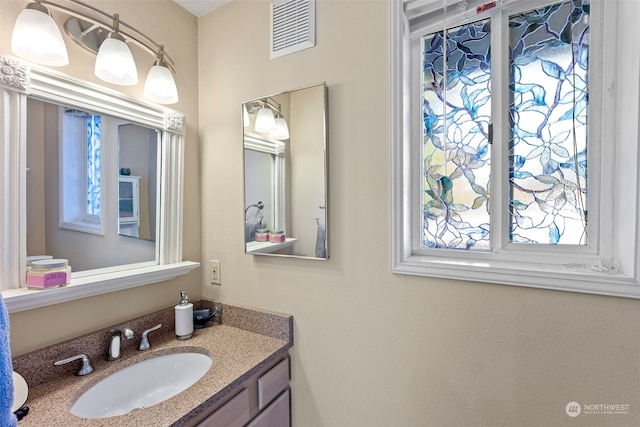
[242,82,329,260]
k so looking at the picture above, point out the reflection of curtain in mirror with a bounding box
[86,115,102,219]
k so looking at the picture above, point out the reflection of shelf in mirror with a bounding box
[246,238,298,254]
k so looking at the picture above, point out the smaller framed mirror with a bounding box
[242,83,328,259]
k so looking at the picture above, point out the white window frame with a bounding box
[391,0,640,298]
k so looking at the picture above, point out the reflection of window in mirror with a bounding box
[59,107,103,234]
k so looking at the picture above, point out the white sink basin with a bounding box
[71,352,212,419]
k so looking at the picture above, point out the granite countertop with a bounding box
[12,302,293,427]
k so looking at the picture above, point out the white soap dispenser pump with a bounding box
[175,290,193,340]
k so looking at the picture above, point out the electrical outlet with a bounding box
[209,260,221,285]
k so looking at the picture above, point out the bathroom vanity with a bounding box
[11,301,293,426]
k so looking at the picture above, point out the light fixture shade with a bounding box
[270,116,290,140]
[144,61,178,104]
[95,35,138,86]
[243,104,250,127]
[11,7,69,66]
[255,107,276,133]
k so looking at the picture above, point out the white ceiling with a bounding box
[174,0,231,17]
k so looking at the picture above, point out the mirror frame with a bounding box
[0,55,199,313]
[242,82,329,260]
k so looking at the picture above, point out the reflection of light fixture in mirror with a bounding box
[246,97,289,137]
[243,104,250,127]
[11,2,69,66]
[270,113,290,140]
[144,54,179,104]
[11,0,179,104]
[255,103,276,133]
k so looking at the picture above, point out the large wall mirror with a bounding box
[26,100,158,272]
[242,83,329,259]
[0,56,198,313]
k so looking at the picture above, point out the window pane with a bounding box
[421,19,492,250]
[86,115,101,218]
[508,0,589,245]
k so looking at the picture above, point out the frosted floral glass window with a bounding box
[508,1,589,245]
[421,19,492,250]
[394,0,640,297]
[421,0,589,250]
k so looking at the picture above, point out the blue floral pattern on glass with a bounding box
[508,0,589,245]
[422,19,492,250]
[86,115,101,218]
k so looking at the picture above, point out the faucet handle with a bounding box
[138,323,162,351]
[54,354,94,376]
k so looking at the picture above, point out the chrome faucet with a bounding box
[107,327,134,361]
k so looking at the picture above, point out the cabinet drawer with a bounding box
[248,388,290,427]
[257,358,289,410]
[197,388,250,427]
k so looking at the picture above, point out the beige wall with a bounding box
[1,0,202,354]
[2,0,639,426]
[199,1,640,426]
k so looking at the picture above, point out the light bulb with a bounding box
[11,4,69,66]
[95,34,138,86]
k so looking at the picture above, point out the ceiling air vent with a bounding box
[270,0,315,59]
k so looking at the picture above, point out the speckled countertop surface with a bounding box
[12,301,293,427]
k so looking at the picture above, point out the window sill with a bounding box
[393,255,640,299]
[59,220,103,236]
[2,261,200,314]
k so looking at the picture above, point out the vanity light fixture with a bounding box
[11,2,69,66]
[10,0,179,104]
[94,15,137,86]
[144,48,179,104]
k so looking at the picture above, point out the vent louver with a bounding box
[270,0,315,59]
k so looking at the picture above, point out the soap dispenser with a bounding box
[175,290,193,340]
